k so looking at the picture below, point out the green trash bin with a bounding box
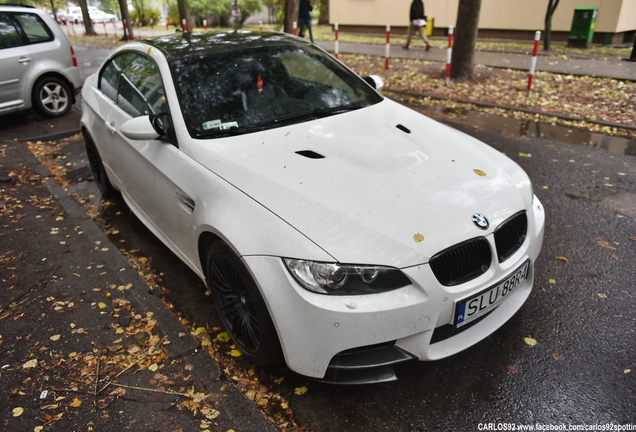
[568,7,598,48]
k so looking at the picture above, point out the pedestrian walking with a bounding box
[298,0,314,43]
[402,0,431,50]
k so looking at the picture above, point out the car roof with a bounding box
[142,30,312,62]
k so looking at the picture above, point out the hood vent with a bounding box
[396,124,411,134]
[295,150,325,159]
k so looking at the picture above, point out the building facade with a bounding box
[329,0,636,44]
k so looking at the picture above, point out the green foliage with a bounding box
[168,0,262,28]
[129,0,160,26]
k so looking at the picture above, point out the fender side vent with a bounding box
[295,150,325,159]
[396,124,411,134]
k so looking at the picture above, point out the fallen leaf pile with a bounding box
[342,54,636,139]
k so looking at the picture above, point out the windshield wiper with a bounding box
[264,103,366,127]
[196,125,266,138]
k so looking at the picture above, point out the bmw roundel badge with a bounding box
[472,214,489,229]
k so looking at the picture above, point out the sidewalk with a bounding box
[313,40,636,81]
[0,109,276,431]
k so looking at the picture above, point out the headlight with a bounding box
[283,259,411,295]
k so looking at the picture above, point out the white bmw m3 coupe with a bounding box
[80,30,545,384]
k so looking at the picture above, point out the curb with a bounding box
[384,87,636,132]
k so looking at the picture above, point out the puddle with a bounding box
[409,104,636,157]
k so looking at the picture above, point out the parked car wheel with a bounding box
[84,133,114,197]
[33,77,72,117]
[205,241,283,366]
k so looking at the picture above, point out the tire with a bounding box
[33,77,72,117]
[205,241,284,366]
[84,133,115,198]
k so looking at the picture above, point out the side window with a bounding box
[0,13,23,49]
[117,53,167,118]
[99,54,127,102]
[13,13,53,44]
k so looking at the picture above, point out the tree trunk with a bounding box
[177,0,194,32]
[318,0,329,25]
[630,36,636,61]
[77,0,94,36]
[544,0,560,51]
[284,0,299,34]
[117,0,134,40]
[450,0,482,80]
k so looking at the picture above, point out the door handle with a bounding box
[105,121,117,133]
[18,57,31,64]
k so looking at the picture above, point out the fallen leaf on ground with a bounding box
[555,256,568,262]
[230,349,242,357]
[507,364,518,373]
[69,398,82,407]
[12,407,24,417]
[474,169,487,176]
[549,279,556,284]
[552,353,565,360]
[598,293,608,299]
[22,359,37,368]
[295,386,308,395]
[217,332,230,343]
[524,337,538,346]
[596,240,617,250]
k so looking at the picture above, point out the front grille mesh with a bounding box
[429,237,491,286]
[494,212,528,262]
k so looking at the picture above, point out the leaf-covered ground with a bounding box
[342,54,636,139]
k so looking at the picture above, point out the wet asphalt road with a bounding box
[3,50,635,430]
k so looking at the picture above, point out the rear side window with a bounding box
[14,13,53,44]
[0,13,23,48]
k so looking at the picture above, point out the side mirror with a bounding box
[363,75,384,91]
[120,115,160,141]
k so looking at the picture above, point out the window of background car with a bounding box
[0,14,23,48]
[13,13,52,44]
[170,43,381,138]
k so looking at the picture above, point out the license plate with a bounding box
[454,260,530,328]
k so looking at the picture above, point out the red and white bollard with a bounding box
[385,24,391,78]
[259,21,263,31]
[293,21,297,36]
[334,23,339,59]
[445,26,454,86]
[136,19,140,29]
[527,30,541,94]
[182,18,187,32]
[123,20,130,41]
[203,19,207,31]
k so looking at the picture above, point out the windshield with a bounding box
[169,43,382,138]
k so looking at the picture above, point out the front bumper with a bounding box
[243,198,545,379]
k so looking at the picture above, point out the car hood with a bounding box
[186,99,528,268]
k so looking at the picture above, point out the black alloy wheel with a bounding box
[84,133,114,197]
[205,241,283,366]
